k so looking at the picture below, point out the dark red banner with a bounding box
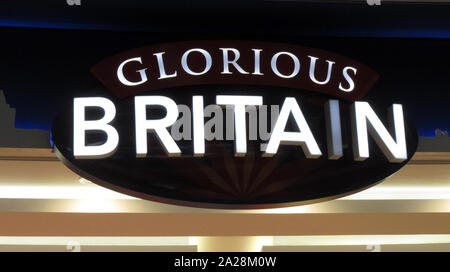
[91,41,378,101]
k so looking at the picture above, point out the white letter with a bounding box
[325,100,343,159]
[216,95,263,156]
[73,97,119,159]
[339,66,357,92]
[264,97,321,158]
[181,48,212,76]
[351,102,407,163]
[220,48,249,75]
[193,96,205,156]
[135,96,181,157]
[153,52,177,79]
[252,49,263,75]
[117,57,148,86]
[308,56,335,85]
[271,52,300,78]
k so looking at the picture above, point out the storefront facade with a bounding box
[0,0,449,251]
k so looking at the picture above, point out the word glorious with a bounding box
[73,95,407,163]
[117,48,356,91]
[90,41,379,101]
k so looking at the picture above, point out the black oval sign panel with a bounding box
[52,41,417,209]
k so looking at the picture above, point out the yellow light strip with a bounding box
[0,236,190,246]
[273,234,450,246]
[0,185,447,201]
[0,185,135,200]
[342,186,450,200]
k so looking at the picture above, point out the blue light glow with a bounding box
[2,20,450,39]
[0,20,133,32]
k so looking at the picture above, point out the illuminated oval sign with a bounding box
[52,41,417,209]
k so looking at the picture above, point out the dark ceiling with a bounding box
[1,1,450,38]
[0,1,449,136]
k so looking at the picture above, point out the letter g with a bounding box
[117,57,148,86]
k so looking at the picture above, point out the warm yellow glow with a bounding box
[78,178,92,184]
[0,236,190,246]
[273,235,450,246]
[0,185,135,200]
[0,184,447,203]
[73,199,119,213]
[188,237,198,246]
[195,236,273,252]
[262,205,313,214]
[256,236,274,250]
[0,235,447,250]
[342,186,450,200]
